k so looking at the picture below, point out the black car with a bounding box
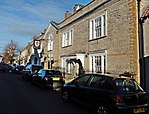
[7,64,15,73]
[32,69,65,89]
[22,64,43,81]
[0,63,9,72]
[62,74,149,114]
[13,65,25,74]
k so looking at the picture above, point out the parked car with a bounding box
[7,64,16,73]
[22,64,43,81]
[32,69,65,89]
[62,74,149,114]
[0,63,9,72]
[13,65,25,74]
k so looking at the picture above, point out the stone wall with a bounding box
[59,0,139,77]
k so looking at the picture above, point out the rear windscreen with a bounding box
[46,70,62,76]
[32,66,42,72]
[114,78,144,92]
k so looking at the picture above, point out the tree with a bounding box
[3,40,21,64]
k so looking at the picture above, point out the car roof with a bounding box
[85,73,131,80]
[41,69,60,71]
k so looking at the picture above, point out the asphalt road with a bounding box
[0,72,92,114]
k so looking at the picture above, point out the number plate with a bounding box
[133,108,145,113]
[53,78,60,81]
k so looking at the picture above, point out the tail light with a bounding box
[112,95,123,103]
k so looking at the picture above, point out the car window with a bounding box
[89,76,113,89]
[74,75,90,86]
[37,70,42,76]
[99,78,113,89]
[42,70,46,77]
[53,70,62,75]
[25,65,30,70]
[115,79,144,92]
[88,76,102,88]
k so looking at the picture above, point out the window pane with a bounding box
[90,53,106,73]
[91,21,94,39]
[48,35,53,50]
[75,75,90,86]
[62,30,73,47]
[103,14,106,36]
[90,13,106,39]
[95,17,101,38]
[89,76,102,88]
[95,56,101,73]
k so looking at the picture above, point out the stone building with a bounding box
[40,21,60,70]
[57,0,139,81]
[20,42,33,65]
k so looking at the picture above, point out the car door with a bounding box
[84,75,114,106]
[71,75,91,103]
[37,69,43,84]
[78,74,102,105]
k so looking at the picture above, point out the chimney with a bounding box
[73,4,84,14]
[74,5,77,14]
[65,11,72,19]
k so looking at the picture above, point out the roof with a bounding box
[51,21,60,30]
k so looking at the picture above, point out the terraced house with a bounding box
[21,0,149,92]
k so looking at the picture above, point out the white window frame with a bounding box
[48,34,53,51]
[90,12,107,40]
[62,29,73,47]
[61,56,76,74]
[89,52,107,74]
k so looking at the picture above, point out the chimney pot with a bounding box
[65,11,72,19]
[73,4,84,14]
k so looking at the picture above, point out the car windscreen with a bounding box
[114,78,144,92]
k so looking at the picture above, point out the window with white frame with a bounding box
[90,13,107,40]
[48,34,53,51]
[62,29,73,47]
[90,53,106,73]
[61,57,77,74]
[61,58,71,74]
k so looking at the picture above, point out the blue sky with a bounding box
[0,0,91,54]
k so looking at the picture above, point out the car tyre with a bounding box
[97,103,109,114]
[62,91,70,103]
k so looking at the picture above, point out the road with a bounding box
[0,72,92,114]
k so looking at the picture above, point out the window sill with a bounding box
[62,45,72,48]
[89,35,107,42]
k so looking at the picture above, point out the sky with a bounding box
[0,0,91,54]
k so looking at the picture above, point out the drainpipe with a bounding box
[137,0,146,90]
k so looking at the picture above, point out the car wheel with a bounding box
[97,104,109,114]
[62,91,70,103]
